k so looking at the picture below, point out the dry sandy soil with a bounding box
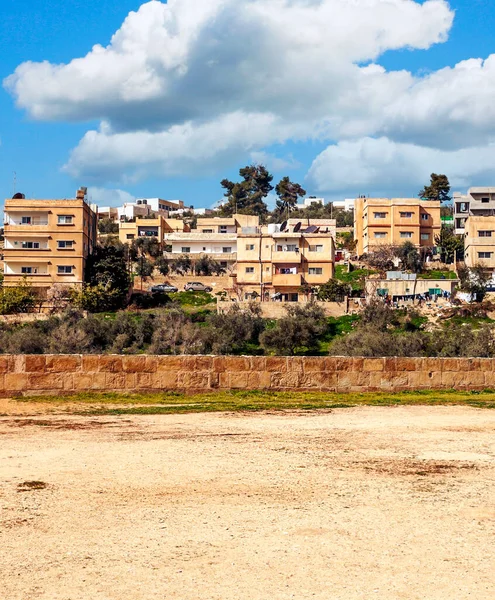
[1,406,495,599]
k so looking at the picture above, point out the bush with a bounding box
[201,303,265,354]
[0,282,37,315]
[98,218,119,234]
[260,303,327,355]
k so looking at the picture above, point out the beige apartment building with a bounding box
[119,215,189,246]
[164,214,260,272]
[354,198,441,256]
[3,188,97,293]
[233,224,335,302]
[464,216,495,269]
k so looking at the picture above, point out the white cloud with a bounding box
[4,0,465,182]
[249,151,301,172]
[87,186,136,207]
[306,137,495,196]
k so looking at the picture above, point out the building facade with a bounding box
[354,198,441,256]
[119,216,188,246]
[3,188,97,293]
[163,215,259,272]
[453,187,495,235]
[464,216,495,269]
[233,224,335,302]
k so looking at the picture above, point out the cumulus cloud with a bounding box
[8,0,495,186]
[306,137,495,196]
[87,186,136,207]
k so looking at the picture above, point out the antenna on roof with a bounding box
[12,171,16,196]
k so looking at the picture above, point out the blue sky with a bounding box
[1,0,495,209]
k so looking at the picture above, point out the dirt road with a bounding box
[1,406,495,599]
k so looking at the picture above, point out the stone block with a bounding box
[178,371,210,388]
[225,357,251,372]
[155,356,185,372]
[73,373,107,390]
[265,357,288,372]
[0,356,12,374]
[27,373,65,390]
[104,373,126,389]
[136,373,153,389]
[212,356,228,373]
[302,357,326,373]
[337,371,370,390]
[287,357,305,372]
[82,355,100,372]
[395,358,420,372]
[24,355,46,372]
[270,371,301,389]
[363,358,385,372]
[98,356,123,373]
[407,372,433,389]
[46,355,81,373]
[229,372,249,389]
[122,356,148,373]
[4,373,27,392]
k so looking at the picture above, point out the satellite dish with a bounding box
[12,192,25,199]
[280,220,288,232]
[293,222,302,233]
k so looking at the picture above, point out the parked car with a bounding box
[184,282,213,292]
[150,284,178,293]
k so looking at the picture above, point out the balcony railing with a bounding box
[272,273,302,286]
[271,251,302,263]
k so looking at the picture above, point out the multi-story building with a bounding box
[233,223,335,302]
[135,198,184,215]
[354,198,441,256]
[163,215,259,272]
[3,188,97,293]
[119,215,188,246]
[287,218,336,239]
[464,216,495,269]
[453,187,495,235]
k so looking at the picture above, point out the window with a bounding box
[309,245,324,252]
[245,267,254,273]
[220,262,228,269]
[21,241,40,249]
[478,252,492,259]
[246,244,255,251]
[21,267,33,274]
[479,231,493,237]
[276,244,298,252]
[421,233,430,240]
[220,226,228,233]
[374,232,387,239]
[58,215,73,225]
[421,213,429,221]
[202,229,213,233]
[308,268,323,275]
[373,212,387,219]
[126,234,135,240]
[400,232,413,238]
[400,212,413,218]
[21,216,32,225]
[181,247,191,253]
[57,266,73,274]
[222,247,232,253]
[57,241,74,249]
[481,197,490,203]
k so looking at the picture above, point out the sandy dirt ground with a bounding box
[1,406,495,600]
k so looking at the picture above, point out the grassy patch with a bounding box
[418,270,457,280]
[15,389,495,415]
[169,291,216,307]
[335,265,376,292]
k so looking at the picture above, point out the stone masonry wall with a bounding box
[0,355,494,396]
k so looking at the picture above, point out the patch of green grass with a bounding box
[418,270,457,280]
[16,388,495,415]
[443,315,494,328]
[169,291,216,307]
[335,265,376,291]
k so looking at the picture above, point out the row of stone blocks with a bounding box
[0,354,493,395]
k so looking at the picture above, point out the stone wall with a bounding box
[0,355,494,396]
[217,301,348,318]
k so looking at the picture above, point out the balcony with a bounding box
[272,251,302,263]
[272,273,302,286]
[164,251,237,262]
